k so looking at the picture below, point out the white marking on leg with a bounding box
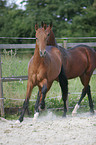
[33,112,39,121]
[72,104,79,116]
[15,120,20,124]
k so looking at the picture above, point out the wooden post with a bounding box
[63,40,67,49]
[0,49,4,117]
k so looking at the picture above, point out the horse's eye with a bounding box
[36,38,38,41]
[48,33,50,37]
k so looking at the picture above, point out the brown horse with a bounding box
[44,23,96,115]
[16,23,68,123]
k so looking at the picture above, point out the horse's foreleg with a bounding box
[86,85,94,113]
[33,92,40,120]
[35,91,40,112]
[39,85,47,110]
[18,98,29,122]
[37,79,48,110]
[59,66,68,117]
[33,81,47,120]
[16,80,33,123]
[34,86,47,113]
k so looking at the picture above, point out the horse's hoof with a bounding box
[15,120,20,124]
[33,112,39,121]
[39,103,45,110]
[90,109,94,114]
[38,105,45,112]
[72,112,77,117]
[72,104,79,116]
[62,113,66,118]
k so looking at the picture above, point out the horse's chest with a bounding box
[29,68,46,85]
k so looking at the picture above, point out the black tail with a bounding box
[59,65,68,99]
[59,65,68,117]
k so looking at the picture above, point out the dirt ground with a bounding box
[0,111,96,145]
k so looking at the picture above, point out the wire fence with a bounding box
[0,37,96,116]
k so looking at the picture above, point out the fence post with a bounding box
[63,40,67,49]
[0,49,4,117]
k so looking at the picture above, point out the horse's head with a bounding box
[41,22,56,47]
[35,22,52,57]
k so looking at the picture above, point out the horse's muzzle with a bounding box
[40,50,46,57]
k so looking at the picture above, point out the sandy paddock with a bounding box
[0,111,96,145]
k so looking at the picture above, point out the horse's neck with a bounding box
[58,46,67,56]
[47,30,57,47]
[33,43,41,64]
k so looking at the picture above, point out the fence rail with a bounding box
[0,42,96,50]
[0,44,35,49]
[0,37,96,116]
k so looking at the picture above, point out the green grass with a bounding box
[1,54,96,119]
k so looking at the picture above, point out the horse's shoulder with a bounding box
[46,46,53,52]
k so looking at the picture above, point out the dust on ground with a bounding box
[0,111,96,145]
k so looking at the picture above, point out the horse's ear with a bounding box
[44,23,47,30]
[41,21,44,28]
[46,24,51,35]
[50,21,53,29]
[46,22,52,32]
[41,22,47,30]
[35,22,38,30]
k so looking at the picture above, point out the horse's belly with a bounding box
[67,72,81,79]
[65,59,87,79]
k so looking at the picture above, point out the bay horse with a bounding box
[44,23,96,115]
[16,23,68,123]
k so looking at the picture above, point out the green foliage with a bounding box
[0,0,96,43]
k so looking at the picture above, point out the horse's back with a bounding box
[69,45,96,64]
[69,44,95,53]
[59,44,96,78]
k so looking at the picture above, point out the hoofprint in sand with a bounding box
[0,111,96,145]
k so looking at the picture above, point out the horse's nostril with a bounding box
[44,51,46,55]
[40,50,46,57]
[40,51,42,57]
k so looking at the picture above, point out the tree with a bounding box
[0,0,96,43]
[68,1,96,37]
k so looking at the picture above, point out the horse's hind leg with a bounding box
[86,85,94,113]
[16,80,33,123]
[72,74,94,115]
[59,66,68,117]
[72,87,86,115]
